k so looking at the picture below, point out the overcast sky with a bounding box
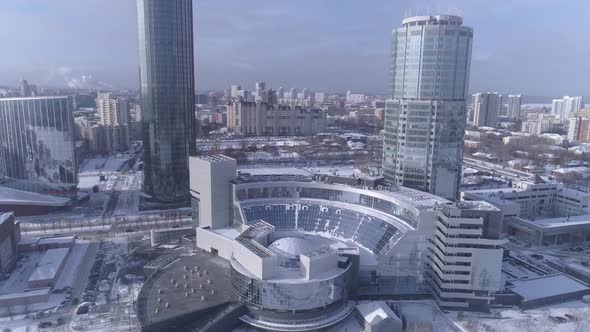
[0,0,589,97]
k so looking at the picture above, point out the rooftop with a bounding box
[508,274,590,301]
[513,214,590,229]
[137,253,234,329]
[356,301,399,324]
[402,15,463,27]
[29,248,70,282]
[195,154,235,163]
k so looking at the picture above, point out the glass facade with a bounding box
[231,261,351,311]
[384,16,472,200]
[0,97,77,197]
[137,0,195,203]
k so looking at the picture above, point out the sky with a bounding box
[0,0,589,97]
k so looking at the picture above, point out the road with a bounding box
[464,157,532,181]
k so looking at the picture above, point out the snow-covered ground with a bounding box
[453,301,590,332]
[78,155,134,190]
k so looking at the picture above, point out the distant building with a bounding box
[507,94,522,119]
[227,100,326,136]
[568,116,590,143]
[374,108,385,121]
[472,92,500,127]
[20,79,32,97]
[552,96,583,121]
[0,96,77,197]
[383,15,472,200]
[97,93,130,153]
[314,92,325,104]
[346,90,366,104]
[230,85,242,98]
[80,125,109,154]
[0,212,19,273]
[195,93,209,105]
[520,113,559,135]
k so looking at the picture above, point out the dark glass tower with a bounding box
[137,0,195,204]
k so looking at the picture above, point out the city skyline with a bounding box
[0,0,589,97]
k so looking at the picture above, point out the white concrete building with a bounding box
[507,94,522,119]
[191,155,507,314]
[552,96,583,121]
[463,177,590,220]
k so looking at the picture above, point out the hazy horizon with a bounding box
[1,0,589,98]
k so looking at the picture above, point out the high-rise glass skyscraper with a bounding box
[383,15,473,200]
[137,0,195,204]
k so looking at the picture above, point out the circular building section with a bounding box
[228,225,356,331]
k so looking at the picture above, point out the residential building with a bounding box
[80,125,109,154]
[137,0,195,204]
[472,92,500,127]
[552,96,583,121]
[383,15,473,200]
[520,113,559,135]
[346,90,367,104]
[315,92,325,104]
[0,96,77,197]
[227,100,326,136]
[97,93,130,153]
[568,116,590,143]
[507,94,522,119]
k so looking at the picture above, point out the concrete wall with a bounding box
[189,156,237,229]
[196,228,234,260]
[300,251,339,280]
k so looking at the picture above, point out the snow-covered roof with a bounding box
[509,274,589,301]
[552,166,590,174]
[29,248,70,282]
[356,301,399,325]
